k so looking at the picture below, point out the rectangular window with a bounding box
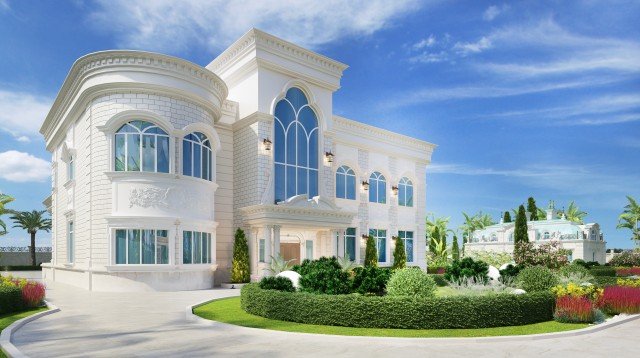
[67,155,75,181]
[369,229,387,263]
[67,221,74,263]
[306,240,313,260]
[182,230,212,264]
[142,134,156,172]
[344,228,356,261]
[115,134,126,171]
[398,230,414,263]
[259,239,266,262]
[115,229,169,265]
[127,134,141,171]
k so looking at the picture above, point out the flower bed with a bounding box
[0,275,46,313]
[598,286,640,314]
[240,284,555,329]
[616,267,640,277]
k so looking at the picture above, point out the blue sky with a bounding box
[0,1,638,248]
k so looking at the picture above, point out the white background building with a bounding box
[40,29,435,291]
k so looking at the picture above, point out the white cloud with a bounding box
[412,34,436,50]
[453,36,492,55]
[0,151,50,183]
[0,0,9,12]
[483,5,508,21]
[89,0,425,52]
[408,50,448,64]
[0,90,52,141]
[16,136,30,143]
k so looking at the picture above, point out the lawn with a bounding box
[194,297,589,338]
[0,307,48,358]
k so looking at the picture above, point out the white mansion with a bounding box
[465,202,607,264]
[40,29,435,291]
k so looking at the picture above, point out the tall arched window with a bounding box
[274,87,319,203]
[183,132,213,181]
[398,177,413,207]
[369,171,386,204]
[336,165,356,200]
[115,120,169,173]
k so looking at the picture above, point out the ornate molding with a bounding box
[128,186,212,213]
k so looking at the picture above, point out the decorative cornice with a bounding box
[232,111,273,131]
[207,28,348,79]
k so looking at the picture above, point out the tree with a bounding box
[231,228,250,283]
[451,235,460,260]
[514,205,528,244]
[459,211,496,242]
[537,207,548,221]
[428,226,440,253]
[364,235,377,267]
[0,194,15,236]
[503,211,512,223]
[562,201,587,224]
[11,210,51,266]
[527,197,538,221]
[392,236,406,269]
[617,195,640,243]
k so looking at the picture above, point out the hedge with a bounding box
[589,267,616,277]
[0,284,24,314]
[594,276,618,287]
[428,274,449,287]
[0,265,42,271]
[241,284,555,329]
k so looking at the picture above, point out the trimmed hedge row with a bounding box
[1,265,42,272]
[241,284,555,329]
[0,284,24,314]
[589,267,616,277]
[594,276,618,287]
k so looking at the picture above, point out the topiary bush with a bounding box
[589,266,616,277]
[429,274,449,287]
[516,266,559,292]
[445,257,489,284]
[364,235,377,268]
[392,236,406,269]
[241,284,555,329]
[386,268,436,298]
[295,257,351,295]
[231,228,250,283]
[0,284,24,314]
[499,264,522,285]
[351,266,391,295]
[258,276,295,292]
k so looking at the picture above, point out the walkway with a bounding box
[12,282,640,357]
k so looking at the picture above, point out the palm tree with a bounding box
[459,211,496,241]
[11,210,51,266]
[426,214,452,252]
[0,194,16,235]
[617,196,640,243]
[562,201,587,224]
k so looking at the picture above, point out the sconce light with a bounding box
[325,151,334,163]
[361,234,369,242]
[391,185,399,196]
[362,181,370,191]
[262,138,272,151]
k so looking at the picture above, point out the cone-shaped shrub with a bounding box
[231,228,250,283]
[364,235,378,267]
[392,236,406,269]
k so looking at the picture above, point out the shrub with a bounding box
[514,241,569,269]
[241,284,555,329]
[516,266,559,292]
[0,284,24,314]
[392,236,406,269]
[556,264,594,285]
[551,283,602,301]
[231,228,250,283]
[387,268,436,298]
[616,267,640,277]
[589,266,616,277]
[0,265,42,271]
[499,264,522,285]
[429,274,449,287]
[466,251,513,268]
[597,286,640,314]
[21,281,46,307]
[553,296,596,323]
[617,278,640,288]
[258,276,295,292]
[351,266,391,295]
[364,235,377,268]
[608,250,640,267]
[585,261,601,269]
[296,257,351,295]
[427,267,446,274]
[572,259,587,268]
[593,276,618,287]
[445,257,489,284]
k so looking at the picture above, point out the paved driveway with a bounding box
[12,282,640,357]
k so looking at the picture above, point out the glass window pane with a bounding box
[369,178,377,203]
[286,165,296,199]
[308,170,318,198]
[298,106,317,135]
[183,231,192,264]
[116,229,127,264]
[308,131,318,169]
[274,100,296,130]
[297,168,307,197]
[275,164,285,203]
[157,136,169,173]
[274,120,286,164]
[194,144,201,179]
[194,232,202,264]
[142,134,155,172]
[406,186,413,207]
[378,181,386,204]
[406,238,414,262]
[142,229,155,264]
[346,175,356,200]
[201,234,208,263]
[336,172,345,198]
[306,240,313,260]
[183,141,192,176]
[157,230,168,264]
[128,229,141,264]
[296,124,307,167]
[202,146,208,179]
[126,134,141,171]
[259,239,265,262]
[286,126,296,165]
[115,134,126,171]
[378,236,386,262]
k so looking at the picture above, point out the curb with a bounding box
[186,297,640,342]
[0,301,60,358]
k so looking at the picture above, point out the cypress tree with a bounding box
[451,235,460,261]
[514,205,529,244]
[392,236,406,269]
[364,235,378,267]
[527,197,539,221]
[429,226,440,253]
[231,228,250,283]
[503,211,512,223]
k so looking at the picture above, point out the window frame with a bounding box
[114,228,170,265]
[368,172,387,204]
[398,177,413,207]
[114,120,170,174]
[335,165,356,200]
[182,230,213,264]
[369,228,387,263]
[182,132,214,181]
[398,230,414,263]
[67,220,74,264]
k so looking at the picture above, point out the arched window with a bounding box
[508,232,514,242]
[183,132,213,181]
[114,120,169,173]
[543,231,550,240]
[274,87,319,202]
[398,177,413,207]
[336,165,356,200]
[491,233,497,242]
[369,172,386,204]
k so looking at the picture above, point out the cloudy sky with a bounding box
[0,0,638,248]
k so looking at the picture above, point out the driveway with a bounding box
[12,282,640,357]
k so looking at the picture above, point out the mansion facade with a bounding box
[39,29,435,291]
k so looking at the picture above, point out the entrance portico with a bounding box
[239,195,356,279]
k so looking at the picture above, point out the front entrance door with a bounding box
[280,243,301,266]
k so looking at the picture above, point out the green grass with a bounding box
[0,307,48,358]
[194,297,589,338]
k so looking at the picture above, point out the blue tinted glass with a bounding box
[406,185,413,207]
[157,231,168,264]
[297,124,307,166]
[127,134,140,171]
[286,125,297,165]
[115,134,126,171]
[336,172,345,198]
[142,229,155,264]
[378,236,386,262]
[306,240,313,260]
[275,164,286,203]
[202,147,209,180]
[116,123,138,133]
[157,136,169,173]
[406,238,414,262]
[128,229,140,264]
[369,177,377,202]
[194,145,201,178]
[142,135,155,172]
[183,141,192,176]
[378,180,386,204]
[297,168,307,196]
[259,239,265,262]
[309,170,318,197]
[308,131,318,169]
[275,99,296,128]
[298,106,317,134]
[286,165,296,199]
[346,174,356,199]
[286,87,308,110]
[183,231,192,264]
[194,232,202,264]
[116,229,126,264]
[274,120,286,163]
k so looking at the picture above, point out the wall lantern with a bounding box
[361,234,369,242]
[325,151,334,163]
[362,180,370,190]
[262,138,272,151]
[391,185,399,196]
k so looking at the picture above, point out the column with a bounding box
[263,225,272,263]
[249,227,257,276]
[273,225,281,259]
[331,229,339,257]
[337,229,345,258]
